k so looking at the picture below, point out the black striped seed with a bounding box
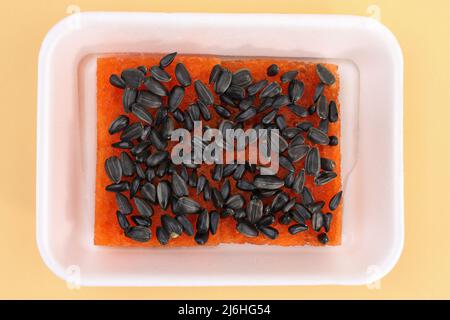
[318,119,329,134]
[171,172,189,197]
[236,179,255,191]
[141,182,156,203]
[272,95,291,109]
[129,177,140,198]
[159,52,177,68]
[197,100,211,121]
[308,127,330,145]
[132,215,152,228]
[279,213,292,225]
[109,115,129,134]
[288,144,309,162]
[176,214,194,236]
[105,156,122,184]
[194,231,209,245]
[312,212,324,231]
[321,158,336,171]
[280,70,298,83]
[134,197,153,217]
[318,233,329,244]
[109,74,126,89]
[247,80,268,96]
[210,211,220,235]
[125,226,151,242]
[314,171,337,186]
[284,172,295,188]
[209,64,222,84]
[246,199,263,224]
[262,109,277,125]
[279,156,295,172]
[292,169,305,194]
[294,203,312,220]
[144,77,168,97]
[253,175,284,190]
[156,181,171,210]
[316,64,336,85]
[156,226,170,245]
[121,122,143,141]
[270,192,289,213]
[211,188,224,209]
[225,85,245,100]
[313,83,324,102]
[287,104,308,117]
[260,82,281,99]
[329,100,338,122]
[196,210,210,234]
[195,80,214,106]
[168,85,185,112]
[288,79,304,102]
[324,213,333,232]
[137,91,163,110]
[316,95,329,119]
[122,88,137,113]
[259,226,279,239]
[267,64,279,76]
[175,63,192,87]
[301,187,314,206]
[288,223,308,235]
[305,147,320,176]
[174,197,201,214]
[329,191,343,211]
[297,121,313,132]
[235,107,257,123]
[106,182,130,192]
[236,220,259,237]
[221,179,231,200]
[131,104,153,124]
[116,211,130,230]
[112,140,133,149]
[161,214,183,238]
[215,68,232,94]
[116,192,132,215]
[232,69,253,87]
[150,66,171,82]
[214,105,231,118]
[121,68,144,89]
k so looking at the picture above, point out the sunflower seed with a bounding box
[137,65,147,74]
[173,62,191,87]
[104,156,122,184]
[289,134,305,148]
[203,181,211,201]
[156,181,170,210]
[221,179,231,200]
[211,164,223,181]
[140,182,156,203]
[130,104,153,124]
[233,164,245,180]
[112,140,133,149]
[106,181,130,192]
[308,201,325,214]
[133,197,152,217]
[260,81,281,99]
[188,170,198,187]
[237,220,259,237]
[288,223,308,235]
[138,92,163,110]
[193,101,210,121]
[215,68,232,94]
[172,109,185,123]
[257,97,274,113]
[292,169,305,194]
[116,211,130,230]
[328,136,338,147]
[121,68,145,89]
[318,119,329,134]
[214,105,231,118]
[195,209,210,234]
[287,144,308,163]
[208,211,220,235]
[146,168,155,181]
[312,212,324,231]
[132,215,151,227]
[175,214,194,236]
[287,79,304,102]
[329,191,343,211]
[236,180,255,191]
[175,197,201,214]
[281,198,295,214]
[225,85,245,100]
[297,121,313,132]
[166,85,184,112]
[288,103,308,118]
[270,192,289,213]
[329,100,338,122]
[261,109,277,125]
[235,107,256,122]
[157,161,169,177]
[320,158,336,172]
[284,172,295,188]
[161,117,174,140]
[308,104,316,115]
[144,77,168,97]
[209,64,222,84]
[281,127,301,140]
[240,96,255,110]
[129,177,140,199]
[161,214,182,238]
[222,164,237,177]
[109,74,126,89]
[145,150,167,167]
[248,80,268,96]
[151,66,171,82]
[257,214,275,227]
[273,115,286,131]
[253,175,284,190]
[316,64,336,85]
[159,52,177,68]
[314,171,337,186]
[116,192,132,214]
[246,199,263,224]
[255,225,277,240]
[135,163,146,179]
[156,226,170,245]
[109,115,129,134]
[279,156,295,172]
[304,147,320,177]
[218,94,234,108]
[194,231,209,244]
[171,172,188,197]
[121,122,143,141]
[125,226,151,242]
[122,88,137,113]
[232,209,245,220]
[131,141,151,156]
[294,203,312,220]
[317,233,328,245]
[195,80,214,106]
[225,194,245,210]
[316,95,329,119]
[211,188,224,209]
[313,83,324,102]
[281,70,298,83]
[308,127,330,145]
[232,69,253,87]
[267,64,279,76]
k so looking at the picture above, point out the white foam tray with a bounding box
[36,12,404,286]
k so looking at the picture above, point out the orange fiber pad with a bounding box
[95,54,341,247]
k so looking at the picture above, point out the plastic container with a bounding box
[36,12,404,286]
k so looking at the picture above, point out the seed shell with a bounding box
[125,226,151,242]
[105,156,122,183]
[175,63,192,87]
[116,211,130,231]
[156,226,170,245]
[316,64,336,85]
[159,52,177,68]
[210,211,220,235]
[109,74,126,89]
[280,70,298,83]
[144,77,168,97]
[308,127,330,145]
[236,220,259,237]
[121,68,144,89]
[116,192,133,215]
[176,214,195,236]
[151,66,171,82]
[161,214,183,238]
[194,80,214,106]
[267,64,279,76]
[109,115,129,134]
[329,191,343,211]
[156,181,171,210]
[134,197,153,217]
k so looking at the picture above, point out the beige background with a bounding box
[0,0,449,299]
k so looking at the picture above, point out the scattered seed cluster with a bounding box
[104,52,343,245]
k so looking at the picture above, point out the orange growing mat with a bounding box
[95,53,342,247]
